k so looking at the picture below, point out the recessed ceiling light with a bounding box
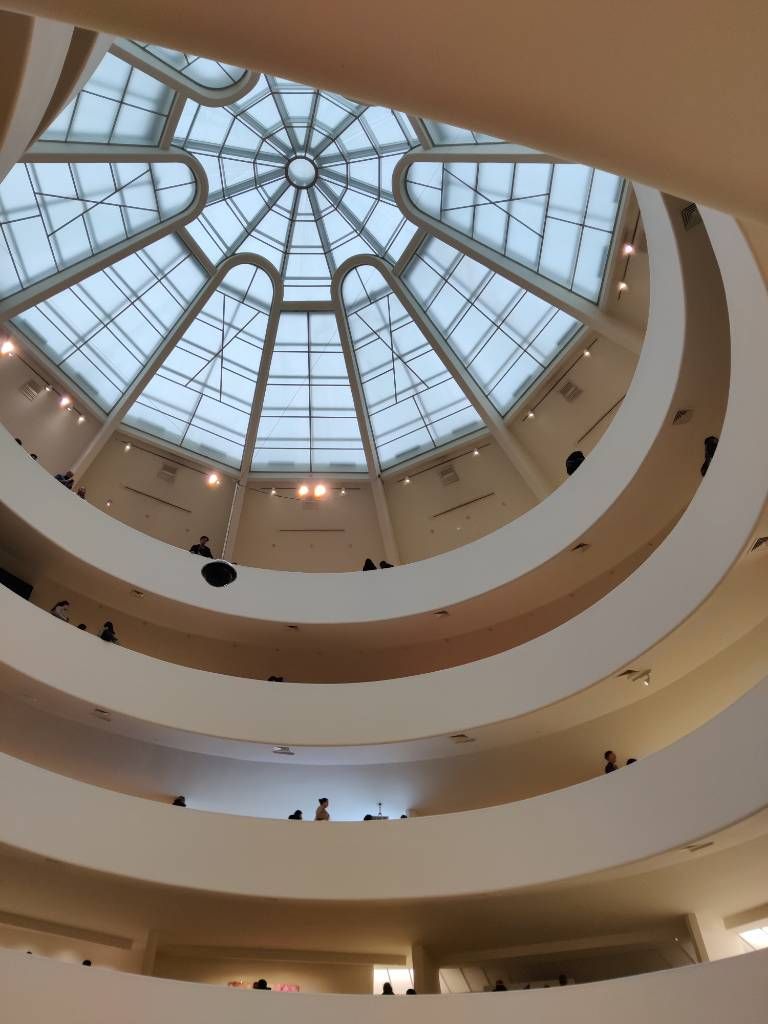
[472,448,480,456]
[270,488,276,495]
[297,484,310,497]
[622,242,635,256]
[404,477,411,485]
[313,483,327,498]
[1,339,15,355]
[618,281,628,292]
[583,348,591,358]
[340,488,346,495]
[206,472,220,487]
[77,415,85,424]
[124,443,131,452]
[59,395,72,408]
[526,410,535,420]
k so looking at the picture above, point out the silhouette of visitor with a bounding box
[701,435,719,477]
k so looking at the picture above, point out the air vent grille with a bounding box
[157,463,177,483]
[685,840,714,853]
[449,733,476,744]
[91,708,112,722]
[681,203,702,230]
[558,380,583,403]
[571,542,591,553]
[672,408,693,425]
[272,745,295,756]
[750,536,768,553]
[439,465,460,485]
[20,378,44,401]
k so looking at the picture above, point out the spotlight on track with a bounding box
[201,559,238,588]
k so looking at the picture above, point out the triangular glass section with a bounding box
[0,161,197,301]
[124,263,274,468]
[423,120,505,145]
[401,236,582,415]
[252,310,366,473]
[341,266,483,469]
[405,161,623,301]
[11,234,207,411]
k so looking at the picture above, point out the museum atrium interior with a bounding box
[0,2,765,1022]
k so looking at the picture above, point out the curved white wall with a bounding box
[0,187,693,632]
[2,949,767,1024]
[1,681,765,901]
[3,949,767,1024]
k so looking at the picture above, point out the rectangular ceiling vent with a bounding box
[681,203,703,230]
[272,745,295,756]
[157,463,178,483]
[571,541,591,553]
[91,708,112,723]
[672,408,693,425]
[20,378,44,402]
[750,536,768,553]
[558,380,583,403]
[439,465,460,486]
[684,840,714,853]
[449,733,476,744]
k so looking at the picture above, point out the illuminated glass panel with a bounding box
[406,161,623,301]
[43,53,175,145]
[252,311,366,472]
[12,235,206,411]
[249,311,364,471]
[175,76,417,299]
[131,42,248,90]
[0,161,196,299]
[402,236,582,414]
[341,265,482,468]
[124,264,273,468]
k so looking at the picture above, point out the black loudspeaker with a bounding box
[0,566,33,600]
[200,560,238,588]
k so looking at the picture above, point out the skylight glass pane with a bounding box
[402,236,582,415]
[12,235,206,411]
[252,311,366,472]
[124,264,274,468]
[43,53,175,145]
[739,928,768,950]
[341,266,482,468]
[424,120,504,145]
[405,161,623,301]
[0,161,196,300]
[175,75,416,300]
[130,41,248,90]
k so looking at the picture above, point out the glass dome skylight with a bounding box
[0,44,624,474]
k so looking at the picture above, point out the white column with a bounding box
[411,943,440,995]
[331,287,401,565]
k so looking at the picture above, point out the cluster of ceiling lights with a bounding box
[1,336,87,423]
